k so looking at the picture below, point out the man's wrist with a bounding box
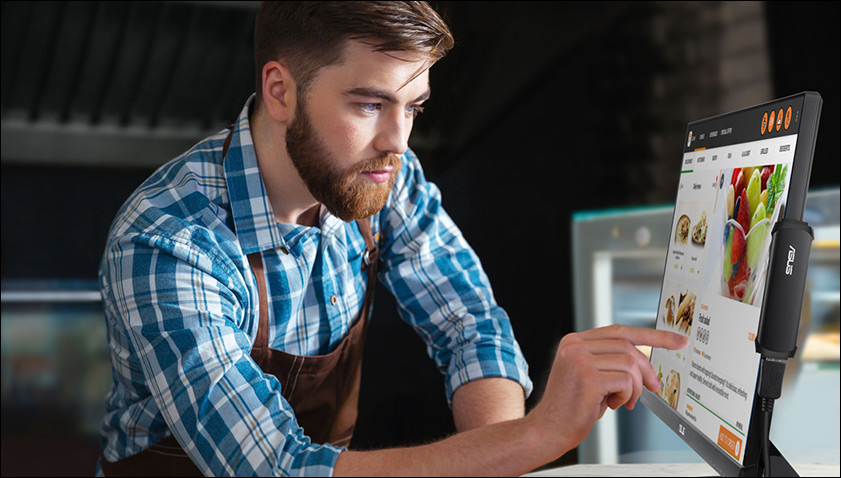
[521,404,572,464]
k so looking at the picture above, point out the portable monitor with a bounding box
[640,92,822,476]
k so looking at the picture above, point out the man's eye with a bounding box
[407,105,425,118]
[360,103,381,114]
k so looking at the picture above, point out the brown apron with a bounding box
[101,128,379,476]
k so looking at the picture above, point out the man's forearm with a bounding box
[333,324,690,476]
[452,377,526,432]
[333,413,561,476]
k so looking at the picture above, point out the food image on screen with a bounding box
[657,367,681,410]
[692,211,708,245]
[721,164,789,305]
[675,214,691,244]
[666,370,680,409]
[659,281,695,337]
[676,291,695,335]
[665,295,675,326]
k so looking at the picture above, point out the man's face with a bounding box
[284,40,431,222]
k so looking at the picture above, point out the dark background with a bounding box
[1,1,838,475]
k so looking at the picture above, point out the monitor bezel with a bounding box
[640,91,823,476]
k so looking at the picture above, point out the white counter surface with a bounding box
[525,462,840,477]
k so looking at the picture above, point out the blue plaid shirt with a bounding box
[98,94,532,476]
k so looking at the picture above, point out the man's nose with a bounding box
[373,110,410,156]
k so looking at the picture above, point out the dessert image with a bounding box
[721,165,788,305]
[692,211,708,245]
[675,214,691,244]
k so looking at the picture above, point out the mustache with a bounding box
[347,153,400,176]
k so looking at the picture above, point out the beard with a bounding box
[285,100,401,222]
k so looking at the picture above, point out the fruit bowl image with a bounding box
[720,217,773,304]
[720,165,787,305]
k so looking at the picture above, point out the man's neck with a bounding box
[249,104,322,228]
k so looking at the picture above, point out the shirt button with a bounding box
[330,295,338,306]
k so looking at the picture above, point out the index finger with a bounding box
[582,324,689,350]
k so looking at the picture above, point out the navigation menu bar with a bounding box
[684,95,805,153]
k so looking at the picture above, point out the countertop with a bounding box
[524,462,840,477]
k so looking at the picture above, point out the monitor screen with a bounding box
[643,92,821,473]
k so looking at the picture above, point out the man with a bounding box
[98,2,688,476]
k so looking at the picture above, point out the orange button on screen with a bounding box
[768,110,775,134]
[761,112,768,134]
[776,108,783,131]
[785,106,792,130]
[717,425,743,461]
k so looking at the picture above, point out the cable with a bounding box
[757,358,785,477]
[760,399,773,476]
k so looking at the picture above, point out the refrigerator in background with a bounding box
[572,188,840,465]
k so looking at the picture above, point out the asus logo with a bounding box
[679,424,686,436]
[786,245,796,275]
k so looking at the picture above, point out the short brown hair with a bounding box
[253,1,453,111]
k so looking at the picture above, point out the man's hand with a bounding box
[529,324,689,457]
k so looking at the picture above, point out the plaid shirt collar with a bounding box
[223,94,346,256]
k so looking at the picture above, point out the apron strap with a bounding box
[222,125,234,157]
[247,253,270,349]
[356,217,379,274]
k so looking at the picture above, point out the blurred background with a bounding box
[1,1,838,475]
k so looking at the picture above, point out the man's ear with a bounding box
[261,60,295,123]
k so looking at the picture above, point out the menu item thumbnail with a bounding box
[676,291,695,335]
[692,211,708,245]
[675,214,691,244]
[720,165,788,305]
[658,366,681,410]
[659,279,696,338]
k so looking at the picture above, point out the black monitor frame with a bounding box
[640,91,823,476]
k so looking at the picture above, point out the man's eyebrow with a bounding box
[343,87,431,104]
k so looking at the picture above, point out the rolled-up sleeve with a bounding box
[377,151,533,405]
[101,229,343,476]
